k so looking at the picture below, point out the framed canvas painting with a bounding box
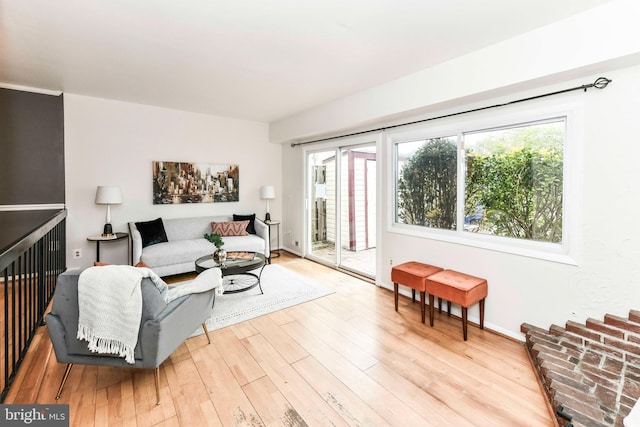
[152,161,239,204]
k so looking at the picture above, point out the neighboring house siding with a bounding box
[325,160,336,245]
[326,152,375,252]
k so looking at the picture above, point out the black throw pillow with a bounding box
[233,213,256,234]
[135,218,168,248]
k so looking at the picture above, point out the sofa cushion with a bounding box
[212,220,249,236]
[161,216,232,241]
[233,213,256,234]
[142,239,214,269]
[135,218,168,248]
[140,236,266,271]
[221,235,265,254]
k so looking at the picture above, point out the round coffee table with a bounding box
[195,252,266,294]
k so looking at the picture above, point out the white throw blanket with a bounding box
[166,267,223,302]
[77,265,167,364]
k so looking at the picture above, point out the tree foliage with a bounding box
[397,138,457,229]
[397,124,564,243]
[466,126,563,242]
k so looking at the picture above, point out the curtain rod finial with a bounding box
[594,77,611,89]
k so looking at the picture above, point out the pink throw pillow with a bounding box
[211,220,250,236]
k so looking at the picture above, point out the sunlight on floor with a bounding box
[311,241,376,277]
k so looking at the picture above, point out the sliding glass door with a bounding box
[307,149,336,265]
[306,141,377,278]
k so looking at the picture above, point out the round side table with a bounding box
[86,232,129,263]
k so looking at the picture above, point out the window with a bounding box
[396,136,458,230]
[464,119,565,243]
[391,110,577,264]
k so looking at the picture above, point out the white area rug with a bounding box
[190,264,334,335]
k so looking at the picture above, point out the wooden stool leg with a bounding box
[479,298,485,329]
[462,307,468,341]
[394,283,399,311]
[420,291,426,323]
[429,294,435,326]
[447,301,451,316]
[412,289,416,303]
[438,297,442,313]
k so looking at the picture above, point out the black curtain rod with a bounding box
[290,76,612,148]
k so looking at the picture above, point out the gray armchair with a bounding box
[46,268,217,405]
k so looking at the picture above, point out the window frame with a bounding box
[387,103,582,265]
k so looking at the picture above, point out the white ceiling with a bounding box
[0,0,611,122]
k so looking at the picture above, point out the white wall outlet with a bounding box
[389,258,393,265]
[73,249,82,258]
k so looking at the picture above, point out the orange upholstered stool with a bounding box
[391,262,443,323]
[425,270,488,340]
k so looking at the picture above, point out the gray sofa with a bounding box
[129,215,269,277]
[46,267,218,404]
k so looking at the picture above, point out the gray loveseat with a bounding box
[129,215,269,277]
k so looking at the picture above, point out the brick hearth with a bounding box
[522,311,640,427]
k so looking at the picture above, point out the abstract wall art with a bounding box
[152,161,239,204]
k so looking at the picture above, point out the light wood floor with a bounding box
[5,252,555,426]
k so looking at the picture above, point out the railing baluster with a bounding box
[0,210,66,401]
[10,261,16,377]
[3,268,8,400]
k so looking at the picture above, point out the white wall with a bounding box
[64,94,280,268]
[276,0,640,339]
[381,66,640,336]
[271,0,640,144]
[283,63,640,340]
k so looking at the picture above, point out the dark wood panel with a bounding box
[0,88,64,205]
[0,210,64,255]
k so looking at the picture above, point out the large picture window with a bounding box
[464,119,565,243]
[396,136,458,230]
[392,111,576,263]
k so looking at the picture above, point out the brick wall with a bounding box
[521,310,640,427]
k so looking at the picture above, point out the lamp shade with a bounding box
[95,186,122,205]
[260,185,275,200]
